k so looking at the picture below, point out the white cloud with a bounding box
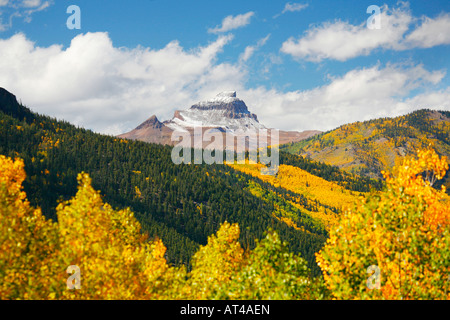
[403,88,450,111]
[281,4,412,62]
[239,34,270,62]
[0,32,245,135]
[208,11,254,34]
[240,63,448,132]
[282,2,308,14]
[405,13,450,48]
[21,0,44,7]
[4,0,47,8]
[274,2,308,18]
[281,3,450,62]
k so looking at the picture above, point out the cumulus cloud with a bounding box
[0,32,244,134]
[208,11,254,34]
[405,13,450,48]
[281,4,412,62]
[240,63,448,132]
[281,3,450,62]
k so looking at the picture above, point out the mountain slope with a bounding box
[281,109,450,191]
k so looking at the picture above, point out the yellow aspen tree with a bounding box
[57,173,183,300]
[316,148,450,299]
[185,222,244,299]
[0,155,61,299]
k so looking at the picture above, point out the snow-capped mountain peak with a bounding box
[165,91,265,132]
[118,91,321,147]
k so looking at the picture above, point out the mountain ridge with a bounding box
[118,91,321,148]
[280,108,450,191]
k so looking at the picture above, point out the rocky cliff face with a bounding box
[135,115,163,130]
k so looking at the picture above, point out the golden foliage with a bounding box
[0,157,185,300]
[0,155,60,299]
[3,147,447,300]
[0,155,320,300]
[185,222,244,299]
[316,147,450,299]
[228,163,357,229]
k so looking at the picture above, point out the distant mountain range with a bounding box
[118,91,320,148]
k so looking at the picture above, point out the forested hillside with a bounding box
[281,109,450,192]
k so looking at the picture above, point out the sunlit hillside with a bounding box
[281,110,450,190]
[227,163,366,231]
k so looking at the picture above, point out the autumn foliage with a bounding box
[0,155,322,300]
[1,147,449,300]
[316,147,450,299]
[0,155,59,299]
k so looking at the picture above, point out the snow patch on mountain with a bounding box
[194,90,238,107]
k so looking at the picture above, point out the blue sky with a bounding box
[0,0,449,134]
